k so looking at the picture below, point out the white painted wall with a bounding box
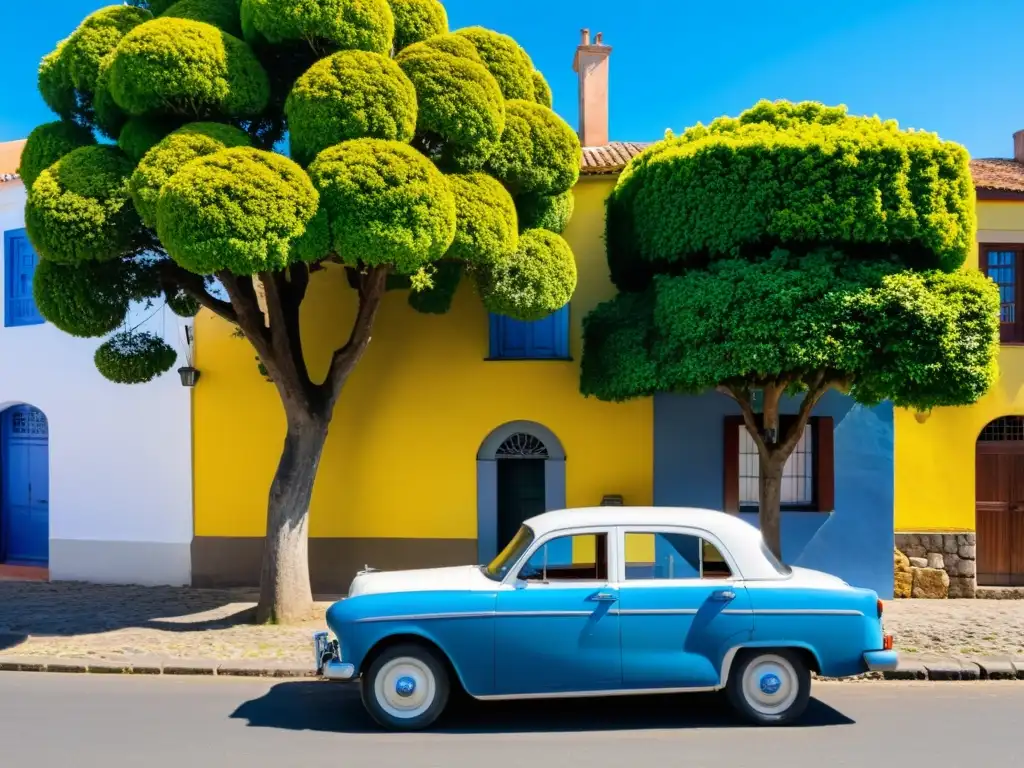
[0,178,193,585]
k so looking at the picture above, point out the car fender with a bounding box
[717,641,824,688]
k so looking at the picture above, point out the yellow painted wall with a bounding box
[193,176,653,541]
[895,200,1024,532]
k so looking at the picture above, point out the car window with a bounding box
[484,525,535,581]
[519,533,609,582]
[623,532,733,580]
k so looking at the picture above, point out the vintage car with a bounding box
[313,507,897,730]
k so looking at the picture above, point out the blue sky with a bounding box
[2,0,1022,158]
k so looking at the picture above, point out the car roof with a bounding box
[523,506,759,539]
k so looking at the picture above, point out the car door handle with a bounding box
[591,592,618,602]
[710,590,736,602]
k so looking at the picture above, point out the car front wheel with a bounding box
[726,649,811,725]
[361,643,450,731]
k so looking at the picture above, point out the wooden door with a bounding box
[1,406,50,565]
[976,443,1024,586]
[496,459,546,553]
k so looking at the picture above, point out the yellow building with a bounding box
[895,133,1024,594]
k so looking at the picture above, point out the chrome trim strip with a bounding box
[354,611,495,623]
[722,609,864,616]
[355,607,863,623]
[473,685,718,701]
[355,609,605,623]
[615,608,699,616]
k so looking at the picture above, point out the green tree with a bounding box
[580,100,1000,557]
[23,0,581,623]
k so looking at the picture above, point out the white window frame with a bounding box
[500,526,618,589]
[611,526,745,587]
[738,423,815,507]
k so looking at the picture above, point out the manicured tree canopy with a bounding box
[486,100,581,195]
[25,145,142,264]
[105,18,270,119]
[516,189,574,234]
[285,50,417,166]
[157,146,322,274]
[130,121,252,228]
[26,0,581,624]
[455,27,535,101]
[240,0,395,54]
[580,99,999,556]
[18,121,96,187]
[161,0,245,38]
[396,43,505,170]
[308,138,456,274]
[388,0,447,53]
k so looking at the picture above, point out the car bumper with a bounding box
[863,649,899,672]
[313,630,356,681]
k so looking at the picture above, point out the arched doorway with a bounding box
[476,421,566,563]
[0,405,50,566]
[976,416,1024,586]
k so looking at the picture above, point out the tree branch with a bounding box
[158,261,237,325]
[218,271,273,361]
[778,371,830,457]
[260,267,313,396]
[717,384,769,462]
[322,266,389,408]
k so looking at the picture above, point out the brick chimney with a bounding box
[1015,130,1024,163]
[573,28,612,147]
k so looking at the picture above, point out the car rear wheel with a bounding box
[726,649,811,726]
[361,643,450,731]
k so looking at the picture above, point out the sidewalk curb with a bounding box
[0,657,318,678]
[1,655,1023,681]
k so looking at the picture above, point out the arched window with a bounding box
[496,433,549,459]
[978,416,1024,442]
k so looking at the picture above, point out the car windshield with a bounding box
[483,525,535,581]
[760,540,793,576]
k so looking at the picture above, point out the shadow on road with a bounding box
[230,681,855,734]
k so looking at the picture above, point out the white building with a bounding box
[0,139,193,585]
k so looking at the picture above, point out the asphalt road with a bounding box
[0,673,1018,767]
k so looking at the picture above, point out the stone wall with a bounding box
[895,533,976,598]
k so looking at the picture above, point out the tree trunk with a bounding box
[758,454,785,558]
[255,414,330,624]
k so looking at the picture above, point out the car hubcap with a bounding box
[374,657,435,719]
[741,654,799,716]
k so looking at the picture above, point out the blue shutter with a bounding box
[4,229,44,328]
[488,303,570,360]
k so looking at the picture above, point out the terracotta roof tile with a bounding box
[0,139,25,180]
[580,142,652,174]
[969,158,1024,193]
[580,141,1024,196]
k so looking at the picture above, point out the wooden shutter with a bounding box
[4,229,44,328]
[488,304,570,360]
[815,416,835,512]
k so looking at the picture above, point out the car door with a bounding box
[494,529,622,695]
[616,526,754,689]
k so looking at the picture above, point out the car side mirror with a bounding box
[514,578,528,590]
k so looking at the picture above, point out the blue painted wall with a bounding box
[653,390,894,598]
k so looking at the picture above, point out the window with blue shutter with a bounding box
[4,229,44,328]
[488,303,570,360]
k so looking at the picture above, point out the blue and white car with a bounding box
[313,507,897,730]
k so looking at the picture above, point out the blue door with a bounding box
[494,531,621,694]
[618,530,754,688]
[1,406,49,565]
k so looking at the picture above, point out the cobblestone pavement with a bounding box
[1,581,1023,663]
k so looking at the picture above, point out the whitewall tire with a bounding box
[361,644,450,731]
[726,649,811,725]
